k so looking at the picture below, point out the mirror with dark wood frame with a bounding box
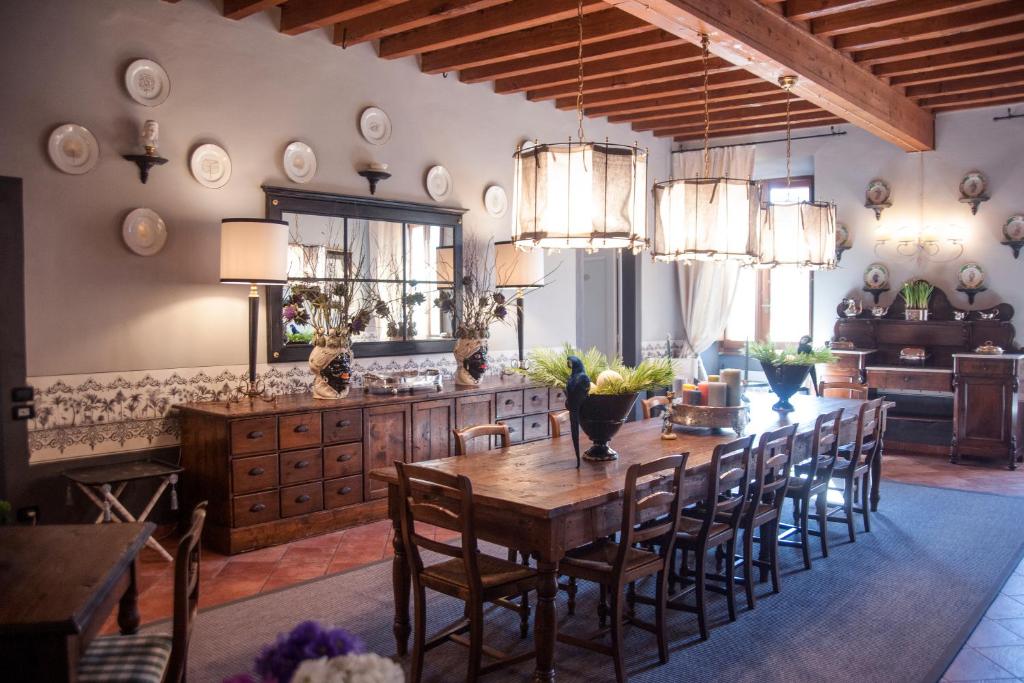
[263,186,465,362]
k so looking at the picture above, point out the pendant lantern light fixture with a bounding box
[757,75,838,270]
[651,34,760,264]
[511,0,647,252]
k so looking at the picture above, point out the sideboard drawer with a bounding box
[499,416,524,444]
[323,408,362,444]
[549,387,566,409]
[525,388,549,413]
[280,413,322,450]
[868,369,952,393]
[232,490,279,527]
[323,442,363,479]
[230,417,277,456]
[523,413,549,441]
[956,358,1017,378]
[280,447,323,485]
[231,453,279,494]
[280,482,323,518]
[324,475,363,509]
[496,390,524,418]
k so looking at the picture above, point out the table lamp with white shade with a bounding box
[494,241,545,365]
[220,218,289,399]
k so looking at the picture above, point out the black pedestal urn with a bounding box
[761,363,812,413]
[579,392,639,461]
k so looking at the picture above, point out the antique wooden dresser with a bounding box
[178,376,563,553]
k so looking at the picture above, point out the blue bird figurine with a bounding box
[798,335,818,394]
[564,355,591,468]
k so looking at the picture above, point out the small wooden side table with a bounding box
[63,459,183,562]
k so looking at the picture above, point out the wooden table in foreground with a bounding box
[370,393,888,682]
[0,522,154,682]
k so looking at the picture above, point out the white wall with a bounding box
[0,0,674,378]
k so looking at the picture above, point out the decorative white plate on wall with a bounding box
[122,208,167,256]
[189,143,232,188]
[48,124,99,175]
[1003,214,1024,241]
[959,171,987,199]
[958,262,985,289]
[283,141,317,184]
[484,184,508,217]
[863,263,889,289]
[425,165,453,202]
[359,106,392,145]
[836,223,850,248]
[865,179,891,205]
[124,59,170,107]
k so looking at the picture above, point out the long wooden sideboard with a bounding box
[178,377,564,554]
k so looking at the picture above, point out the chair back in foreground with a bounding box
[168,501,207,683]
[453,423,511,456]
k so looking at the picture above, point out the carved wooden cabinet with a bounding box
[179,378,554,553]
[952,354,1024,469]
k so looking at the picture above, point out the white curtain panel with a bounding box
[671,146,755,376]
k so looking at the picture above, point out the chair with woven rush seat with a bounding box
[779,409,843,569]
[667,436,754,641]
[548,410,570,438]
[641,395,671,420]
[395,462,537,683]
[78,501,207,683]
[818,381,868,400]
[828,398,884,542]
[741,424,798,610]
[557,454,688,683]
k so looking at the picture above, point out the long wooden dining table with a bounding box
[369,393,888,682]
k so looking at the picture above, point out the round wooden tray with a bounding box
[666,401,749,434]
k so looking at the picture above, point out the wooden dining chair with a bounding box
[668,435,754,641]
[78,501,208,683]
[395,462,537,683]
[779,409,843,570]
[548,410,570,438]
[741,424,798,610]
[557,454,688,682]
[641,395,671,420]
[453,423,510,456]
[818,381,869,400]
[828,398,884,542]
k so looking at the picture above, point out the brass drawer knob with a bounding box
[248,467,265,476]
[296,494,311,503]
[531,422,541,429]
[295,460,310,469]
[294,424,310,433]
[337,453,352,462]
[247,431,264,439]
[339,486,352,495]
[336,419,351,428]
[505,399,515,406]
[250,503,266,513]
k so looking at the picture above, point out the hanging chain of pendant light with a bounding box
[650,33,760,263]
[510,0,647,252]
[756,75,838,270]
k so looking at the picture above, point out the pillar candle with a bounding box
[721,369,743,407]
[682,389,703,405]
[682,383,698,392]
[673,378,686,394]
[706,382,728,407]
[697,382,710,405]
[707,374,720,382]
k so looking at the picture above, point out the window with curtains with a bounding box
[723,176,814,346]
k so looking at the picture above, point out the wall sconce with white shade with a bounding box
[220,218,289,400]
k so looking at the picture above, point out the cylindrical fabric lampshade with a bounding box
[512,141,647,250]
[495,241,545,288]
[220,219,290,284]
[651,177,759,263]
[757,201,837,269]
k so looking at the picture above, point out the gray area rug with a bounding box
[160,482,1024,682]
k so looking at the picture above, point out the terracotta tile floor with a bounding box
[108,451,1024,681]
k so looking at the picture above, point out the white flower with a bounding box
[290,654,405,683]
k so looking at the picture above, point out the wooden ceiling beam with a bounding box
[891,55,1024,86]
[418,11,651,74]
[635,99,820,132]
[585,81,780,117]
[811,0,1006,38]
[906,68,1024,99]
[872,39,1024,77]
[854,21,1024,65]
[670,115,844,141]
[554,70,763,110]
[224,0,286,20]
[378,0,604,59]
[918,84,1024,108]
[458,31,682,83]
[331,0,506,47]
[655,109,835,137]
[927,90,1024,111]
[834,4,1024,52]
[608,91,786,124]
[784,0,894,22]
[524,58,736,100]
[279,0,404,36]
[610,0,935,150]
[493,44,702,94]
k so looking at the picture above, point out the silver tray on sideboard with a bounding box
[362,369,442,395]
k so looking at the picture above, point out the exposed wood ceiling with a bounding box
[214,0,1024,149]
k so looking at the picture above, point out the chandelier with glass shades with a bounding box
[511,0,647,252]
[756,76,838,270]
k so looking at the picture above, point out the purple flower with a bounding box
[494,305,508,319]
[493,292,506,305]
[282,304,298,322]
[254,621,365,683]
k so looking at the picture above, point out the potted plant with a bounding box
[901,279,934,321]
[751,341,836,413]
[525,345,674,461]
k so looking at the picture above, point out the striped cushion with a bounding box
[78,633,172,683]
